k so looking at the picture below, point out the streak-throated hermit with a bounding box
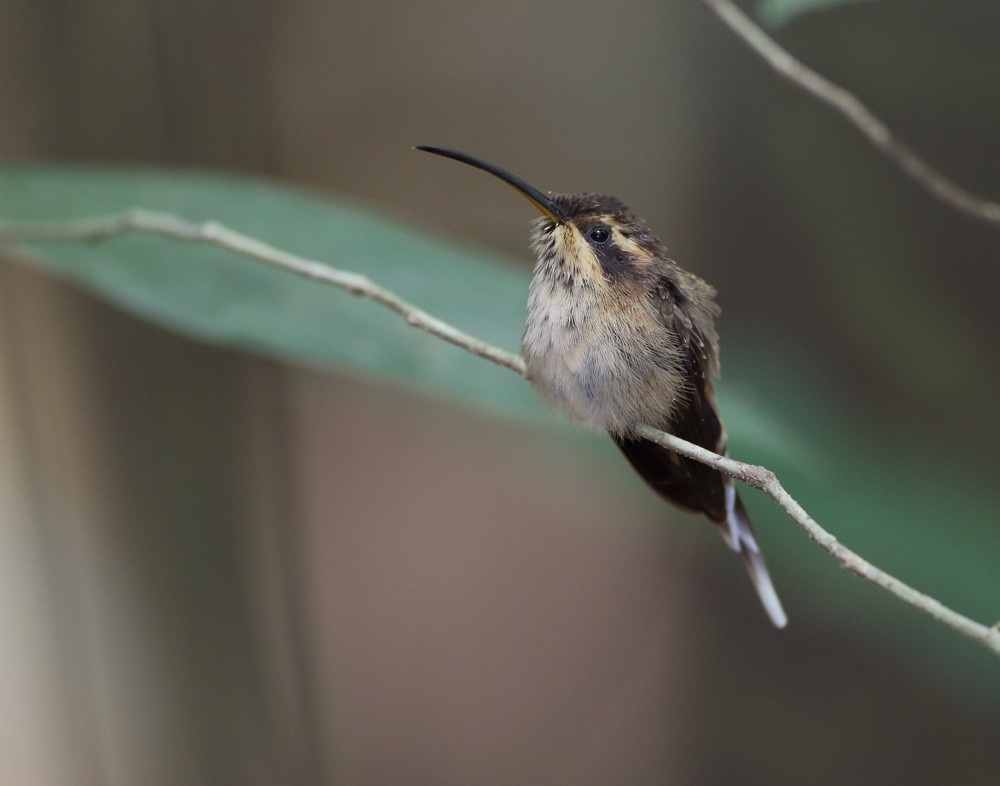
[417,145,787,628]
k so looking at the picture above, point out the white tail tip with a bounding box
[724,483,788,628]
[742,546,788,629]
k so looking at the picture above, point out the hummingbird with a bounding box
[417,145,787,628]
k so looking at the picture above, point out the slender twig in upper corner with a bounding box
[697,0,1000,226]
[2,208,999,655]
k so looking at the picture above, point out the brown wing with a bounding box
[614,276,789,627]
[613,278,727,523]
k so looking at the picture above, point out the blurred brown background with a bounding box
[2,0,1000,784]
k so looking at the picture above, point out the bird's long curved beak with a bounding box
[416,145,567,224]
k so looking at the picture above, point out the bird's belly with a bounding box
[522,286,683,436]
[522,309,628,432]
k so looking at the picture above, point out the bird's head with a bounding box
[416,146,667,291]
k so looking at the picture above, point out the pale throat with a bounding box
[521,228,685,435]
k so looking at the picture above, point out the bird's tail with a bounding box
[722,485,788,629]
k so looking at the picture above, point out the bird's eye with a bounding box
[588,225,611,245]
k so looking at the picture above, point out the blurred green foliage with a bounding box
[756,0,880,28]
[2,165,998,707]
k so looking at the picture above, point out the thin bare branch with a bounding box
[697,0,1000,226]
[634,425,1000,655]
[2,210,999,656]
[0,209,527,376]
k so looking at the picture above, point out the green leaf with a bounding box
[756,0,879,28]
[3,166,999,703]
[721,347,1000,705]
[0,166,544,419]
